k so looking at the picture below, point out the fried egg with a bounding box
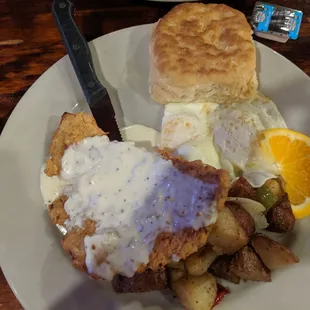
[160,95,287,187]
[161,103,221,169]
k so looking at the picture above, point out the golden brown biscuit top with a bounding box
[152,3,256,88]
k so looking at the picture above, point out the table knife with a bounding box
[52,0,123,141]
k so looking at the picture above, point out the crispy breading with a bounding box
[146,226,213,271]
[61,219,96,274]
[47,112,229,278]
[48,195,68,226]
[45,112,106,176]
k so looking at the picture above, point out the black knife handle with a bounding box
[52,0,111,110]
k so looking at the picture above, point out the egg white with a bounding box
[161,103,221,170]
[160,96,287,187]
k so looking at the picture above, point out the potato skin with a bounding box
[172,273,217,310]
[112,269,167,293]
[209,255,240,284]
[208,207,249,255]
[229,177,256,200]
[226,202,255,237]
[230,246,271,282]
[266,194,295,233]
[251,234,299,270]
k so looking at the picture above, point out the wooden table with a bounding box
[0,0,309,308]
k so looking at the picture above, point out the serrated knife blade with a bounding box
[52,0,122,141]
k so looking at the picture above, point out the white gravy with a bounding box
[41,124,218,280]
[40,125,159,205]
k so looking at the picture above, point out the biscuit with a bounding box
[149,3,257,104]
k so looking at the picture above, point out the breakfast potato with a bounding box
[208,207,249,255]
[228,177,256,200]
[227,197,268,230]
[112,269,167,293]
[209,255,240,284]
[168,268,187,282]
[266,194,295,233]
[226,202,255,237]
[172,273,217,310]
[167,260,185,270]
[251,234,299,270]
[230,246,271,282]
[185,245,218,276]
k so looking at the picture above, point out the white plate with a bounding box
[1,24,310,310]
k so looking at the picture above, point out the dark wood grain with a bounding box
[0,0,309,308]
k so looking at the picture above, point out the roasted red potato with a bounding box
[112,269,167,293]
[208,207,249,255]
[230,246,271,282]
[226,201,255,237]
[168,268,187,282]
[184,245,218,276]
[251,234,299,270]
[172,273,217,310]
[209,255,240,284]
[266,194,295,233]
[229,177,256,200]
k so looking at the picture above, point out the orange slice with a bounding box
[260,128,310,219]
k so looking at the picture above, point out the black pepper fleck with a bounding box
[121,209,124,213]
